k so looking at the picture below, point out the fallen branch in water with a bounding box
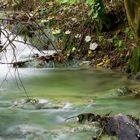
[0,59,33,67]
[0,53,66,68]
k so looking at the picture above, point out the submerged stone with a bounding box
[115,86,132,96]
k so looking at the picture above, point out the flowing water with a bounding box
[0,25,140,140]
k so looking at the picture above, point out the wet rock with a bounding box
[103,113,140,140]
[12,50,63,68]
[14,99,34,109]
[38,99,49,104]
[34,99,49,109]
[71,125,99,133]
[75,113,140,140]
[62,103,72,110]
[39,103,62,110]
[115,86,132,96]
[24,98,49,109]
[13,98,67,110]
[79,61,92,68]
[38,102,73,110]
[13,99,27,108]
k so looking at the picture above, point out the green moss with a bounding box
[137,22,140,37]
[127,44,140,74]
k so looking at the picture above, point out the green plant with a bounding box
[56,0,79,5]
[127,45,140,74]
[86,0,105,17]
[124,27,133,39]
[86,0,112,31]
[112,33,123,50]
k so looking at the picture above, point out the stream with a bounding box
[0,25,140,140]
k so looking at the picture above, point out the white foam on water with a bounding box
[0,26,55,80]
[0,26,41,63]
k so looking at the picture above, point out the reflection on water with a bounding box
[0,68,140,140]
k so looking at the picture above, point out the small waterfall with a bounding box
[0,26,54,79]
[0,25,61,64]
[0,25,62,80]
[0,26,42,80]
[0,26,42,63]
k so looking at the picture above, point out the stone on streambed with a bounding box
[62,103,72,110]
[37,102,72,110]
[115,86,132,96]
[13,98,72,110]
[71,125,99,133]
[13,98,49,109]
[13,50,62,68]
[115,86,140,97]
[14,98,27,108]
[79,61,92,68]
[29,99,72,110]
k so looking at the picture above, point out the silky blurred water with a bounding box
[0,68,140,140]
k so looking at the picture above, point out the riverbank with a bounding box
[0,1,136,74]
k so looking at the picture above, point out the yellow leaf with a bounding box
[97,62,104,67]
[48,2,53,6]
[47,15,55,20]
[56,41,62,49]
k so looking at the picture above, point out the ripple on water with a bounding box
[0,101,12,108]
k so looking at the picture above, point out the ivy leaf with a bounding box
[40,0,47,3]
[85,0,94,6]
[93,12,98,19]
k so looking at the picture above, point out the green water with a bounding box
[0,68,140,140]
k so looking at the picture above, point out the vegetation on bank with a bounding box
[2,1,138,80]
[0,0,137,73]
[0,0,140,74]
